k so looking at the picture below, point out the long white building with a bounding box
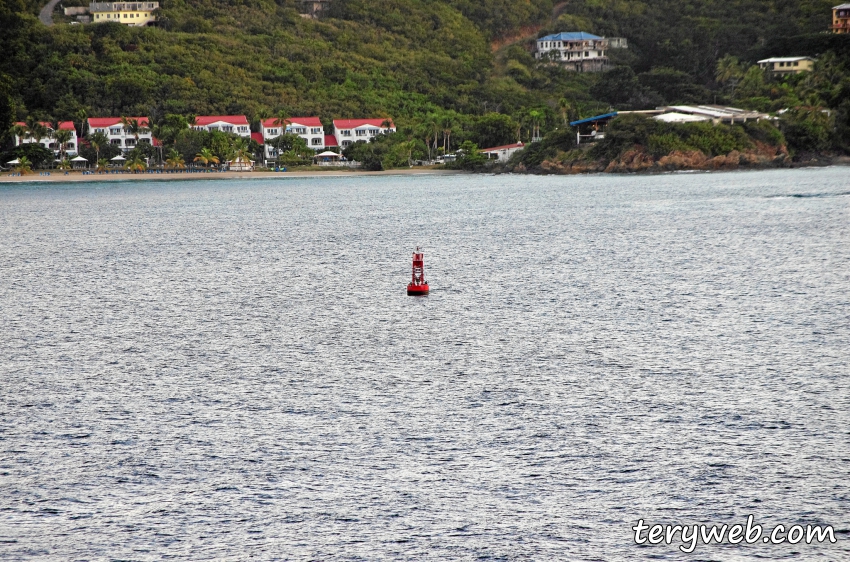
[192,115,251,138]
[332,119,395,148]
[14,121,79,155]
[87,117,153,152]
[262,117,325,161]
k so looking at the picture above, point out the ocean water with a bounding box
[0,169,848,561]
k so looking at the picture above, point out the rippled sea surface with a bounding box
[1,169,849,561]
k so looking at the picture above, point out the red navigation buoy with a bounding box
[407,247,430,296]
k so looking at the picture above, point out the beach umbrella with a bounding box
[7,158,20,165]
[111,155,126,161]
[71,156,88,162]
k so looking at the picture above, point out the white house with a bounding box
[14,121,78,155]
[87,117,153,152]
[535,32,609,72]
[262,116,325,162]
[333,119,395,148]
[192,115,251,138]
[481,142,524,162]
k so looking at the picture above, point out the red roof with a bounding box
[194,115,249,126]
[15,121,76,131]
[261,116,322,128]
[482,142,524,152]
[88,117,150,128]
[324,134,338,147]
[251,132,264,145]
[333,119,395,129]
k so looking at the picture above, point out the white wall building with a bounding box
[87,117,153,152]
[14,121,79,155]
[535,32,609,72]
[333,119,395,148]
[192,116,251,138]
[481,142,524,162]
[262,117,325,161]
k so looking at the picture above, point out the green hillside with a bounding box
[1,0,849,159]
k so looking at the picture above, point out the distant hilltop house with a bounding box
[300,0,332,19]
[14,121,78,155]
[89,2,158,26]
[534,32,627,72]
[757,57,816,75]
[832,3,850,33]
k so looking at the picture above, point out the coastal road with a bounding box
[39,0,61,25]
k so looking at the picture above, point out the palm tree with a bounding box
[14,156,33,175]
[254,108,271,131]
[230,138,252,167]
[9,123,27,144]
[125,154,146,173]
[165,149,185,169]
[272,109,290,134]
[87,131,109,162]
[120,117,149,148]
[558,98,573,126]
[528,109,543,141]
[57,158,71,171]
[25,116,49,147]
[75,108,88,138]
[54,128,73,161]
[716,55,745,97]
[194,147,219,168]
[96,158,109,173]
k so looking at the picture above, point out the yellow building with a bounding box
[757,57,816,75]
[833,3,850,33]
[89,2,158,26]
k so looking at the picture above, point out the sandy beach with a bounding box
[0,167,463,183]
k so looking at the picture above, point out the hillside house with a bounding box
[758,57,816,75]
[832,3,850,33]
[89,2,158,26]
[481,142,524,162]
[87,117,152,152]
[192,116,251,138]
[262,117,325,162]
[14,121,78,155]
[535,32,609,72]
[333,119,395,148]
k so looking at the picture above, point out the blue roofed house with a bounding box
[535,32,612,72]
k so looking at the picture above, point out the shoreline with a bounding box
[0,168,463,183]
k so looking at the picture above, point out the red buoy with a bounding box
[407,247,429,296]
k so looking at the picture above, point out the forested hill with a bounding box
[0,0,847,141]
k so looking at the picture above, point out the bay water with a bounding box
[1,169,848,560]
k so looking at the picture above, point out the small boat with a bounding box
[407,247,429,295]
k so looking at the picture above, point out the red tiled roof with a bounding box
[333,118,395,129]
[15,121,76,131]
[194,115,249,126]
[324,134,338,147]
[482,142,524,152]
[261,116,322,128]
[87,117,150,128]
[251,132,264,145]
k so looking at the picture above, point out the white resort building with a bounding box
[14,121,79,155]
[332,119,395,148]
[87,117,152,152]
[261,117,325,161]
[535,32,613,72]
[192,116,251,138]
